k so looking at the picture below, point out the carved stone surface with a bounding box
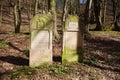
[30,31,52,67]
[62,31,83,63]
[62,15,83,63]
[63,32,83,50]
[68,22,79,31]
[31,31,50,50]
[30,14,53,67]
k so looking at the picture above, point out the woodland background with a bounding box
[0,0,120,80]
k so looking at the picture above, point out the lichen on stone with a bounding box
[63,15,79,31]
[62,47,83,63]
[30,13,53,31]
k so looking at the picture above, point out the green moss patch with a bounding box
[30,13,53,30]
[67,15,79,22]
[0,41,8,48]
[30,13,53,42]
[62,47,83,63]
[11,66,38,79]
[50,64,73,75]
[63,15,79,31]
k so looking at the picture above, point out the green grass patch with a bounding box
[90,31,120,35]
[0,41,8,48]
[107,31,120,35]
[90,31,105,34]
[7,64,73,79]
[11,66,38,79]
[2,62,118,80]
[50,64,73,75]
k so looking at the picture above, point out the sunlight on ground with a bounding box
[90,31,120,35]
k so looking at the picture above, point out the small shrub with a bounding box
[0,41,8,48]
[51,65,72,75]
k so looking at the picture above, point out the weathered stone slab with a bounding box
[31,31,50,50]
[30,13,53,67]
[30,49,52,67]
[63,15,79,31]
[68,22,79,31]
[30,30,52,67]
[62,15,83,63]
[62,31,83,62]
[30,13,53,30]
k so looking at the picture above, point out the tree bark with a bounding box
[34,0,39,15]
[50,0,60,40]
[63,0,68,22]
[13,0,21,33]
[84,0,93,33]
[93,0,103,31]
[77,0,81,16]
[102,0,107,25]
[111,0,120,31]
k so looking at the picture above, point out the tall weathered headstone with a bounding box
[62,15,83,63]
[30,13,53,67]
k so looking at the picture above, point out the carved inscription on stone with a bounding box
[31,31,50,49]
[68,22,79,31]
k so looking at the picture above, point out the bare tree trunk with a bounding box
[93,0,103,31]
[34,0,38,15]
[102,0,107,25]
[84,0,93,33]
[27,0,32,20]
[77,0,80,16]
[13,0,21,33]
[111,0,120,31]
[50,0,60,40]
[63,0,68,22]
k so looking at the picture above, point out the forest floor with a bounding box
[0,24,120,80]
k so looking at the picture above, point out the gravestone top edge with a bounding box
[63,15,79,31]
[30,13,53,31]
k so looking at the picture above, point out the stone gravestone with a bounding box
[62,15,83,63]
[30,13,53,67]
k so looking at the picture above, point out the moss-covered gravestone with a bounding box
[62,15,83,63]
[30,13,53,67]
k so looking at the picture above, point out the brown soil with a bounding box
[84,31,120,75]
[0,24,29,73]
[0,23,120,80]
[0,7,120,80]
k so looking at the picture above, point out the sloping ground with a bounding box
[0,8,120,79]
[0,29,120,80]
[0,2,119,80]
[0,26,29,73]
[0,63,119,80]
[84,31,120,70]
